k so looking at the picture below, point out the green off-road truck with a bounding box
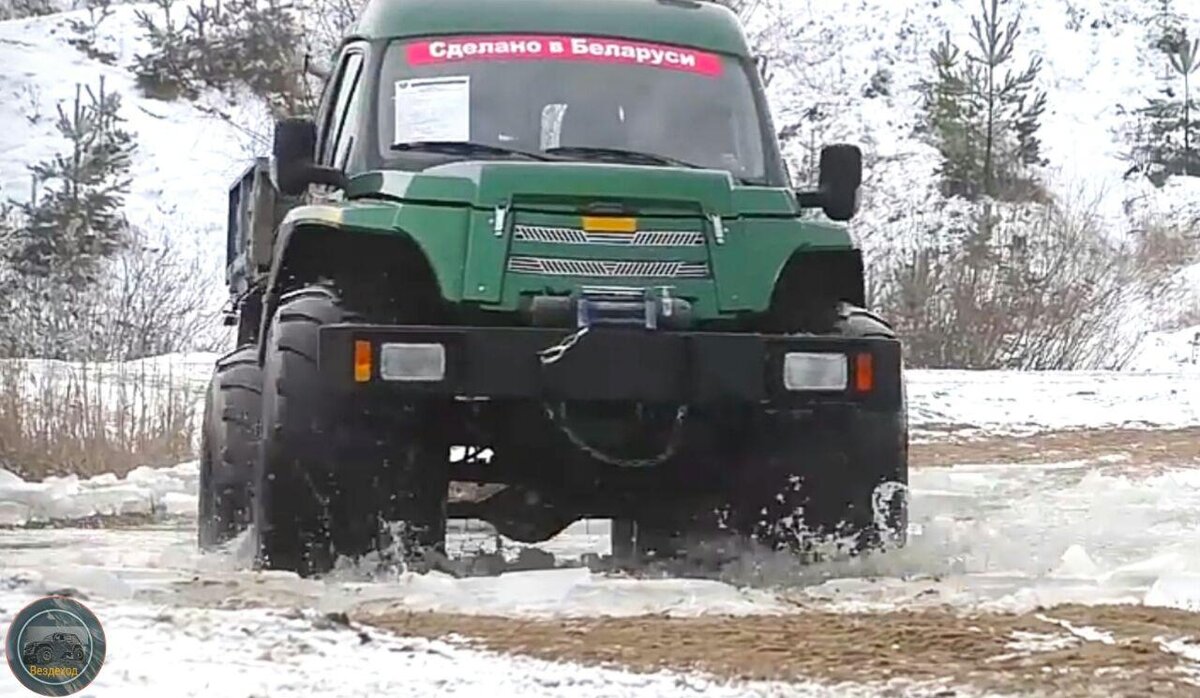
[198,0,909,576]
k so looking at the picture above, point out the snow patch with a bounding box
[348,566,790,619]
[1128,325,1200,373]
[988,630,1080,662]
[1035,614,1117,645]
[1051,545,1102,579]
[1146,574,1200,612]
[906,370,1200,439]
[0,460,197,526]
[1156,636,1200,668]
[774,462,1200,614]
[3,457,1199,620]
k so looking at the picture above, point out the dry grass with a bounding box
[0,358,205,481]
[360,605,1200,698]
[913,426,1200,468]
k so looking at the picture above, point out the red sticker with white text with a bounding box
[407,35,724,77]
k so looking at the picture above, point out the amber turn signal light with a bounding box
[354,340,372,383]
[854,352,874,393]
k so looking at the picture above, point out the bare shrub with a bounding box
[88,229,226,360]
[1129,212,1200,312]
[875,191,1181,370]
[0,357,205,481]
[0,228,225,362]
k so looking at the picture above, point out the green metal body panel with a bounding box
[351,0,750,56]
[322,161,855,318]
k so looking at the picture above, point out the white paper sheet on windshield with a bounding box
[393,76,471,145]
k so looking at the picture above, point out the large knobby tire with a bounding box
[254,285,449,577]
[734,304,909,555]
[198,346,262,549]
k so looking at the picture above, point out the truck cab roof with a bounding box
[350,0,749,57]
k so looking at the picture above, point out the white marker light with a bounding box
[783,352,847,391]
[379,343,446,382]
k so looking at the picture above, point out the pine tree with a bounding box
[921,0,1048,202]
[132,0,310,116]
[1149,0,1186,59]
[1178,37,1200,163]
[1127,31,1200,185]
[925,34,978,198]
[8,78,136,283]
[66,0,117,64]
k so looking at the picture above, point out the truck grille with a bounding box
[507,256,710,279]
[514,225,704,247]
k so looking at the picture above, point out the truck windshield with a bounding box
[378,35,769,183]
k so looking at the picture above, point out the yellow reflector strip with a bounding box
[582,216,638,234]
[354,340,372,383]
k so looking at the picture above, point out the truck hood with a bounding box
[343,161,800,217]
[334,161,845,316]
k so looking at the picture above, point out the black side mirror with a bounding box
[271,118,347,196]
[795,144,863,222]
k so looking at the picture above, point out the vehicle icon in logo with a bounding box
[5,596,106,696]
[21,632,87,665]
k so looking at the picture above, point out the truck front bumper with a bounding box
[319,325,903,409]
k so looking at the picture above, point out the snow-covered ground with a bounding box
[788,461,1200,614]
[3,453,1198,693]
[907,369,1200,439]
[1,361,1199,694]
[2,463,1197,695]
[0,461,196,526]
[1128,324,1200,372]
[4,454,1198,619]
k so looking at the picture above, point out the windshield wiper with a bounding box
[543,146,705,170]
[392,140,556,161]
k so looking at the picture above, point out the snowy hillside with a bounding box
[754,0,1200,242]
[3,1,1199,251]
[0,4,263,249]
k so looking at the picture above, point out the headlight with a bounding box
[783,352,847,391]
[379,343,446,382]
